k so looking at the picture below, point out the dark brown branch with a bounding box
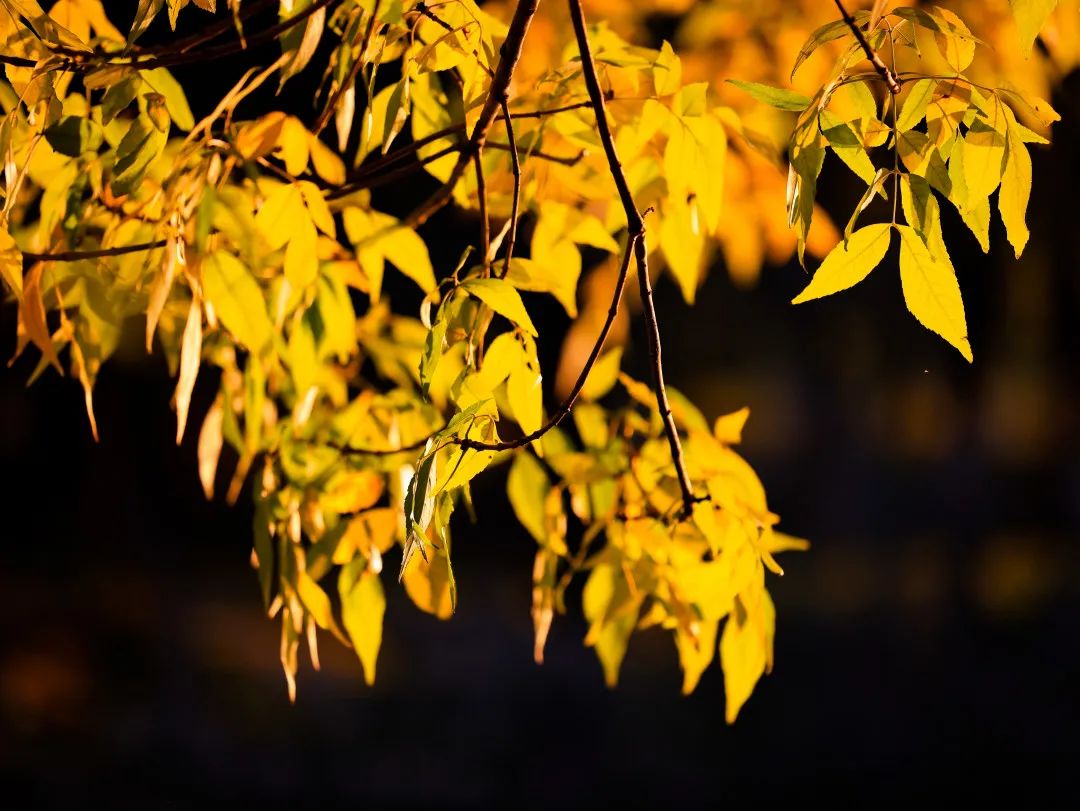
[499,99,521,279]
[501,100,593,120]
[833,0,900,94]
[459,231,635,453]
[487,141,583,165]
[566,0,697,515]
[336,435,432,457]
[0,53,36,68]
[22,239,167,262]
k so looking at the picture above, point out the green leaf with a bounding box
[726,80,811,112]
[792,223,892,304]
[339,560,385,686]
[1009,0,1059,56]
[102,75,141,125]
[897,225,972,361]
[461,278,537,336]
[202,251,274,353]
[111,115,166,196]
[44,115,103,157]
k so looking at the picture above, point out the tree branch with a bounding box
[498,99,522,279]
[566,0,697,514]
[833,0,901,94]
[21,240,167,262]
[458,230,634,453]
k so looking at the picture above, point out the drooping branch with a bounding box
[458,231,635,453]
[498,99,522,279]
[833,0,901,94]
[566,0,698,515]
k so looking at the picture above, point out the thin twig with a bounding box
[459,230,635,453]
[500,100,593,120]
[566,0,697,515]
[832,0,901,94]
[22,239,167,262]
[499,99,521,279]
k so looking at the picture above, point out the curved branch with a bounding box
[566,0,697,514]
[22,239,167,262]
[498,99,521,279]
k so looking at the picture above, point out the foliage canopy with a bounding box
[0,0,1068,721]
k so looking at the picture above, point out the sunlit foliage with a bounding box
[0,0,1063,721]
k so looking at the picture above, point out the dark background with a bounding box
[1,4,1077,805]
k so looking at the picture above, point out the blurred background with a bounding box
[1,1,1077,805]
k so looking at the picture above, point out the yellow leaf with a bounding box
[461,278,537,336]
[309,133,346,185]
[660,199,705,304]
[340,563,385,686]
[1010,0,1059,56]
[323,469,384,514]
[298,180,335,237]
[277,116,310,176]
[0,228,23,297]
[720,590,775,723]
[255,182,305,250]
[713,406,750,445]
[676,618,718,695]
[174,294,202,444]
[583,561,637,687]
[436,446,496,493]
[999,120,1032,259]
[896,79,935,133]
[580,347,622,401]
[402,545,455,619]
[505,256,580,318]
[791,223,891,304]
[284,213,318,290]
[381,225,436,294]
[963,99,1007,202]
[507,364,543,436]
[297,571,347,644]
[897,225,973,362]
[932,8,975,71]
[507,451,550,544]
[653,40,682,96]
[201,252,274,353]
[18,263,62,374]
